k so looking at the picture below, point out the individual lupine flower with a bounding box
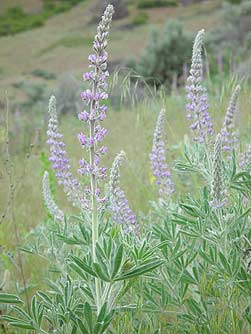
[109,151,137,232]
[150,109,174,199]
[186,29,213,143]
[78,4,114,207]
[220,85,241,158]
[42,171,64,222]
[211,134,227,209]
[47,96,88,209]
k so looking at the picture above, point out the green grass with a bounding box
[1,77,251,333]
[39,35,93,55]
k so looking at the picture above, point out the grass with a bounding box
[1,74,251,243]
[1,78,251,333]
[0,0,224,101]
[0,1,250,331]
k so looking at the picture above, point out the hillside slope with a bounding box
[0,0,223,100]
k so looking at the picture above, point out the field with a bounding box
[1,0,251,333]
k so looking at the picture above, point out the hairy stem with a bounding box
[90,88,102,313]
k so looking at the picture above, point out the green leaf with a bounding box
[9,321,35,330]
[93,263,111,282]
[0,293,23,304]
[111,244,123,279]
[77,317,89,334]
[84,302,93,334]
[219,252,232,275]
[69,255,97,278]
[115,259,164,281]
[37,291,52,306]
[180,270,197,285]
[185,298,202,315]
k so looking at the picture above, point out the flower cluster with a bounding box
[47,96,88,209]
[42,171,64,222]
[78,4,114,207]
[150,109,174,199]
[109,151,137,231]
[186,29,213,143]
[220,85,240,158]
[211,134,227,209]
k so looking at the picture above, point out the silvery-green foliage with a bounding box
[149,185,251,333]
[211,134,226,208]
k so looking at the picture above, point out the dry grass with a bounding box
[0,0,224,101]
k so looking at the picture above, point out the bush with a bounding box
[54,74,81,115]
[132,11,149,25]
[131,20,192,87]
[226,0,242,3]
[138,0,178,9]
[207,0,251,74]
[32,69,56,80]
[0,0,85,37]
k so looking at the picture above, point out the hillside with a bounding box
[0,0,224,101]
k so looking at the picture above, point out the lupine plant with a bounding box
[2,6,251,334]
[0,5,164,334]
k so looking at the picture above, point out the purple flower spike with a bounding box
[220,85,240,159]
[186,29,213,143]
[47,96,89,210]
[78,4,114,210]
[150,109,174,200]
[109,151,137,232]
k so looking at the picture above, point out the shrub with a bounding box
[131,11,149,25]
[131,19,192,87]
[32,69,56,80]
[0,0,85,37]
[207,0,251,75]
[138,0,178,9]
[54,74,81,115]
[226,0,242,3]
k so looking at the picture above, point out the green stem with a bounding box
[90,119,102,313]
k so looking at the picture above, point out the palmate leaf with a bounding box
[69,255,97,278]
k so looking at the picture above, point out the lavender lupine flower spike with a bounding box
[186,29,213,143]
[220,85,241,158]
[150,109,174,199]
[42,171,64,222]
[211,134,226,209]
[109,151,137,232]
[47,96,88,209]
[78,4,114,208]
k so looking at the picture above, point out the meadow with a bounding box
[1,0,251,333]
